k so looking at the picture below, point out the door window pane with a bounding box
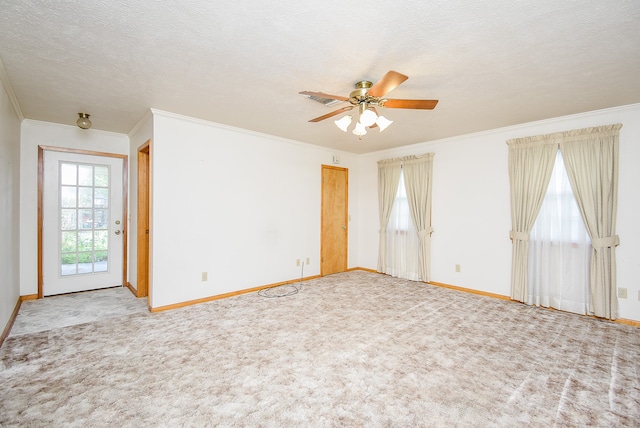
[94,166,109,187]
[78,187,93,208]
[58,162,111,276]
[78,209,93,229]
[61,253,77,276]
[61,231,77,252]
[60,164,77,185]
[61,187,77,207]
[78,165,93,186]
[94,210,108,229]
[61,209,77,230]
[94,231,108,250]
[94,188,108,208]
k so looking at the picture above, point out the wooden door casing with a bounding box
[136,141,150,298]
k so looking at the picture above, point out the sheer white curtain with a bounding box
[377,159,402,273]
[528,150,591,314]
[385,170,420,280]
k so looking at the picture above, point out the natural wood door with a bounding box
[321,165,348,275]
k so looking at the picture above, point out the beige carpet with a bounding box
[9,286,148,336]
[1,271,639,426]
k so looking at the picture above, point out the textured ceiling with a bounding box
[1,0,639,154]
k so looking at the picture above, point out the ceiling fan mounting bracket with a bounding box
[354,80,372,89]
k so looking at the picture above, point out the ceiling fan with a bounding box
[299,70,438,136]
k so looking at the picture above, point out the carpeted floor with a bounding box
[9,286,149,336]
[1,271,639,426]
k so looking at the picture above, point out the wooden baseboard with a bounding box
[126,282,137,297]
[428,281,512,301]
[143,267,640,327]
[348,267,377,273]
[20,294,38,301]
[0,298,22,348]
[429,281,640,327]
[614,318,640,327]
[150,275,322,313]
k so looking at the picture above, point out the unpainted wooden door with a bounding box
[321,165,348,275]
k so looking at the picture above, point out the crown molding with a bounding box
[0,57,24,121]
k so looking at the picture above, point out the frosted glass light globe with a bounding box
[359,109,377,127]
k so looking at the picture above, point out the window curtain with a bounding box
[385,171,420,280]
[559,124,622,319]
[507,124,622,319]
[378,154,434,281]
[528,150,591,315]
[507,139,558,302]
[403,153,435,282]
[377,159,402,273]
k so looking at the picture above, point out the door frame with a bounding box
[136,140,151,301]
[37,145,128,298]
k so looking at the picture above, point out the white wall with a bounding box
[149,110,359,308]
[19,121,130,296]
[0,77,21,333]
[12,105,639,321]
[127,110,153,291]
[356,104,640,321]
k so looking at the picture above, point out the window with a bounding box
[59,162,111,276]
[528,150,591,314]
[385,170,420,280]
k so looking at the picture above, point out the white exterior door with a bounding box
[43,151,124,296]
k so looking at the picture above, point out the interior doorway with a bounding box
[320,165,348,276]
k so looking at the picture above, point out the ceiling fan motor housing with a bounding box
[349,80,381,107]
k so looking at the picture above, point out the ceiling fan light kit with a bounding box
[300,70,438,139]
[359,108,378,127]
[375,115,393,131]
[334,115,353,132]
[352,121,367,136]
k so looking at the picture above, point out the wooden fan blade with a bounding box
[299,91,349,101]
[308,106,354,122]
[368,71,409,97]
[383,99,439,109]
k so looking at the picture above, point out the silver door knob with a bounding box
[114,230,121,235]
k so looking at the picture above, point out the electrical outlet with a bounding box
[455,264,461,273]
[306,258,310,265]
[618,287,627,299]
[296,259,300,267]
[201,272,208,282]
